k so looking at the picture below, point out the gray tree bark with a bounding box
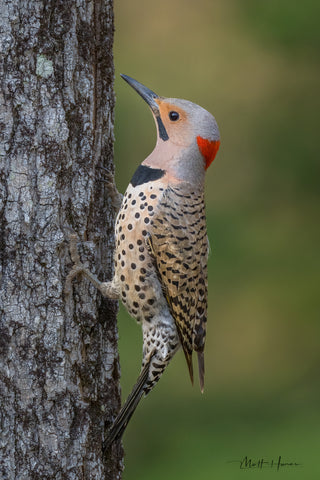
[0,0,123,478]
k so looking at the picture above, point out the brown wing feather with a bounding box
[148,184,209,389]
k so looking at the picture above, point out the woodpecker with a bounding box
[66,74,220,448]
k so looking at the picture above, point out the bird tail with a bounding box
[103,354,153,451]
[197,351,205,393]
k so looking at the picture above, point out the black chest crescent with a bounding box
[130,165,166,187]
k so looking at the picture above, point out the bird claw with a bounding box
[97,166,123,212]
[64,234,89,295]
[65,233,119,299]
[65,234,101,294]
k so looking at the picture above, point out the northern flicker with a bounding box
[66,74,220,449]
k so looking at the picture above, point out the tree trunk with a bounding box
[0,0,123,478]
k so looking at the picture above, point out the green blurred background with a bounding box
[112,1,320,478]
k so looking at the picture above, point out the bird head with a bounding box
[121,74,220,185]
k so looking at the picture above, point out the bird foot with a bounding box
[98,166,123,212]
[65,234,119,299]
[65,234,95,295]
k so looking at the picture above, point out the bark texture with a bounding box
[0,0,123,478]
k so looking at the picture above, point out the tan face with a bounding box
[155,99,193,147]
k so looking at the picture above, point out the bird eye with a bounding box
[169,111,180,121]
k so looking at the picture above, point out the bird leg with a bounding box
[65,234,119,299]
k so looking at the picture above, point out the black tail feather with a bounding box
[197,351,205,393]
[103,356,152,451]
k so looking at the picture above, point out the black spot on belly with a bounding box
[130,165,166,187]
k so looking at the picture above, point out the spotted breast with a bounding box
[114,165,209,392]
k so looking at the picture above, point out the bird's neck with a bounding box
[142,138,206,189]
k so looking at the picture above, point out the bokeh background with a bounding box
[112,1,320,478]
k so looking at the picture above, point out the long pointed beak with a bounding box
[121,74,169,141]
[120,74,160,114]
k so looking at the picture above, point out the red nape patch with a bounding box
[197,136,220,169]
